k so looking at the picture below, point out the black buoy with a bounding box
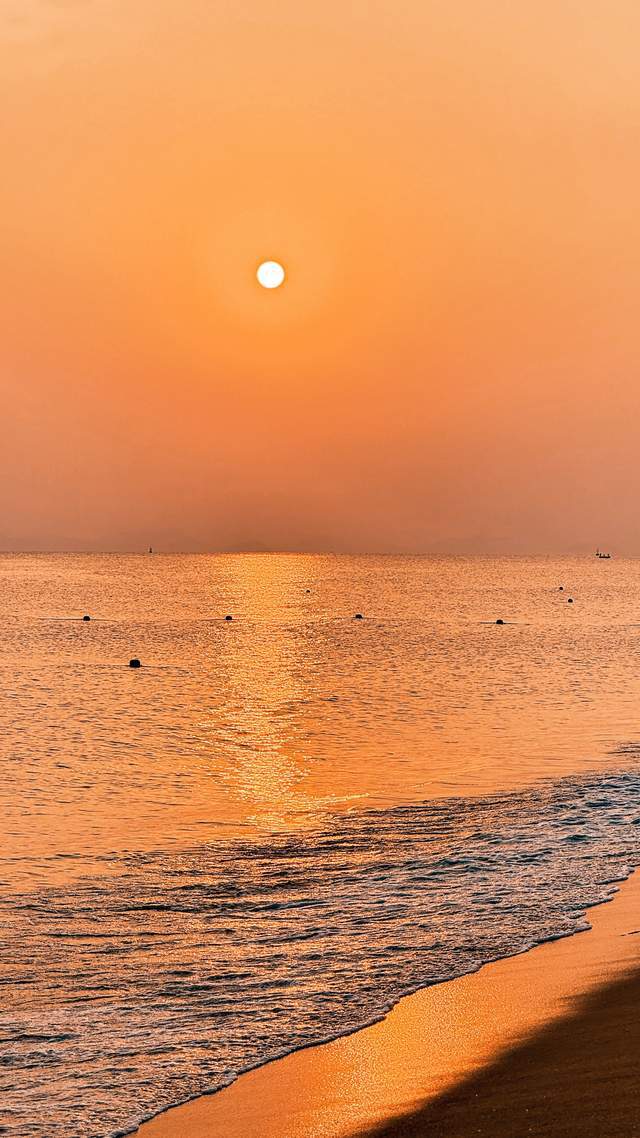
[129,658,141,668]
[567,598,574,604]
[224,615,233,621]
[495,618,505,625]
[559,586,564,591]
[305,589,311,594]
[82,615,91,622]
[354,613,364,620]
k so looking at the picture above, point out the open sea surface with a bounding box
[1,554,640,1137]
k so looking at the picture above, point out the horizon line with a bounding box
[0,548,620,558]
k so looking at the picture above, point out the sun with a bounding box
[257,260,285,289]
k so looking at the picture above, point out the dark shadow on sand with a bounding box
[358,967,640,1138]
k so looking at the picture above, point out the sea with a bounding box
[2,553,640,1137]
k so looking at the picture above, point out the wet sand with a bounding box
[366,967,640,1138]
[136,871,640,1138]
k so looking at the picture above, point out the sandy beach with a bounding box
[137,870,640,1138]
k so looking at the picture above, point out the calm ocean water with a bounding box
[2,554,640,1137]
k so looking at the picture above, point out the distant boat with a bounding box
[148,546,153,554]
[595,549,612,559]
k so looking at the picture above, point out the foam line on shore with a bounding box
[134,870,640,1138]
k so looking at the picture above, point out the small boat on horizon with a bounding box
[595,549,612,559]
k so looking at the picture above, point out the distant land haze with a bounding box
[1,1,639,552]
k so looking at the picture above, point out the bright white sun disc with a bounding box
[257,261,285,289]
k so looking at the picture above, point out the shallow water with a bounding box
[1,554,640,1136]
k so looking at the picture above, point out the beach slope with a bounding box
[365,966,640,1137]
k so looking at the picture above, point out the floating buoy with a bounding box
[354,613,364,620]
[496,619,505,625]
[567,598,574,604]
[224,615,233,621]
[305,589,311,594]
[559,586,564,591]
[82,615,91,622]
[129,658,141,668]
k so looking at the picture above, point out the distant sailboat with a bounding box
[148,545,153,554]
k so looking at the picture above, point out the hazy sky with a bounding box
[2,1,639,552]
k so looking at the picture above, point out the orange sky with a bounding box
[2,1,639,553]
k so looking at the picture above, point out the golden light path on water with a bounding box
[2,553,640,886]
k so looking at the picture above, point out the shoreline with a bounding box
[135,868,640,1138]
